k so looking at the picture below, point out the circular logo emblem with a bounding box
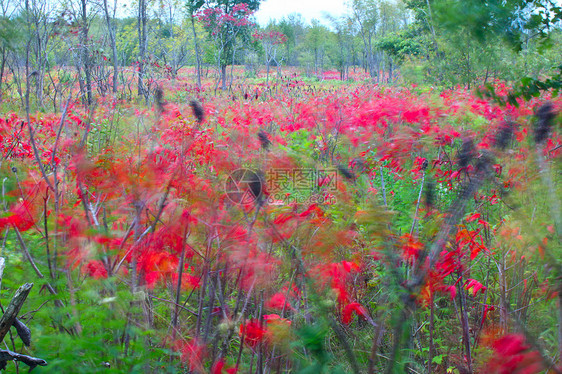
[224,168,263,205]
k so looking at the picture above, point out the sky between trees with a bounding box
[254,0,348,26]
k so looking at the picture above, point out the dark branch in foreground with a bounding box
[0,350,47,371]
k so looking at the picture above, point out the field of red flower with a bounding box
[0,71,560,373]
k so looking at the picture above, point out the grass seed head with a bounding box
[155,86,165,112]
[258,130,272,150]
[425,180,435,210]
[458,138,475,169]
[190,100,205,124]
[337,164,355,181]
[534,102,556,145]
[494,121,515,150]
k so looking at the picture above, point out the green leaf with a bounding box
[432,355,443,365]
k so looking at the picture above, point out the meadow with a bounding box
[0,66,560,374]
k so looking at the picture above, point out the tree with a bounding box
[0,1,23,102]
[277,13,306,66]
[152,0,192,79]
[376,0,406,82]
[253,29,286,84]
[401,0,562,87]
[326,15,356,80]
[100,0,119,93]
[18,0,58,108]
[137,0,148,99]
[187,0,205,88]
[350,0,380,80]
[302,19,330,77]
[79,0,94,105]
[196,0,261,90]
[431,0,561,49]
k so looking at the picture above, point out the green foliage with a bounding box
[432,0,561,49]
[1,250,182,373]
[480,63,562,106]
[375,28,426,63]
[400,0,562,89]
[0,16,24,51]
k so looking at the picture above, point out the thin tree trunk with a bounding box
[498,255,509,333]
[221,64,227,90]
[137,0,147,99]
[428,297,435,373]
[0,47,5,102]
[266,59,270,85]
[33,15,43,105]
[25,0,31,115]
[458,273,473,373]
[102,0,118,93]
[190,16,202,89]
[81,0,92,106]
[558,283,562,365]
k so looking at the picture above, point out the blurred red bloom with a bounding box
[485,334,544,374]
[342,302,369,325]
[265,292,292,311]
[83,260,108,279]
[174,338,207,373]
[239,319,267,348]
[212,358,238,374]
[0,200,36,232]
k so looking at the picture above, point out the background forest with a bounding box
[1,0,561,99]
[0,0,561,373]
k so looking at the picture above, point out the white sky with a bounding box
[254,0,562,27]
[254,0,349,26]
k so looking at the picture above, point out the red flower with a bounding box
[239,319,267,348]
[265,292,292,311]
[401,234,423,261]
[173,338,207,372]
[212,358,238,374]
[1,200,37,232]
[466,212,481,223]
[485,334,544,374]
[464,278,486,297]
[342,302,369,325]
[83,260,108,279]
